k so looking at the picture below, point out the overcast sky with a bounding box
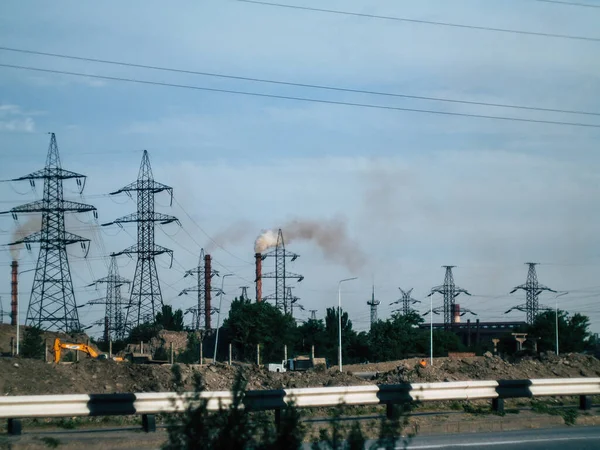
[1,0,599,337]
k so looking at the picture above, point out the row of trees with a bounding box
[219,298,594,364]
[90,299,594,365]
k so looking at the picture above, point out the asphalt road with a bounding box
[398,426,600,449]
[6,425,600,449]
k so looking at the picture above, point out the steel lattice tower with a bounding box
[428,266,471,330]
[88,256,130,341]
[1,133,96,332]
[262,229,303,314]
[507,262,555,325]
[309,309,317,320]
[286,286,303,318]
[367,285,380,328]
[102,150,178,329]
[179,249,219,331]
[239,286,250,301]
[391,288,421,315]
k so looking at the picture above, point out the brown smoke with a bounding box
[10,216,41,259]
[255,218,366,273]
[205,220,254,253]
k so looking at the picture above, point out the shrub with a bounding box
[21,327,45,359]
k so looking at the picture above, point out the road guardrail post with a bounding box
[7,418,22,436]
[579,395,592,411]
[274,408,281,431]
[492,397,504,413]
[142,414,156,432]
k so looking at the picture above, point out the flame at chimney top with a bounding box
[11,261,17,326]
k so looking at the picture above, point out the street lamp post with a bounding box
[430,292,434,366]
[16,267,36,356]
[554,291,568,356]
[213,274,233,363]
[338,277,357,373]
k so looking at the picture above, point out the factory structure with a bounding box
[0,134,558,348]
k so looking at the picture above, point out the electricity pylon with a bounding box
[506,262,555,325]
[1,133,96,332]
[262,229,303,314]
[428,266,473,330]
[103,150,179,329]
[179,249,220,331]
[391,288,421,315]
[87,256,130,341]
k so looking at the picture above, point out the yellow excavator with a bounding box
[53,338,124,363]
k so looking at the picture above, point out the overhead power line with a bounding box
[234,0,600,43]
[2,63,599,129]
[1,46,598,117]
[533,0,600,8]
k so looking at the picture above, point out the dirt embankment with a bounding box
[0,358,369,396]
[350,352,600,383]
[1,352,600,396]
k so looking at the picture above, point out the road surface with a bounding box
[6,425,600,449]
[398,426,600,449]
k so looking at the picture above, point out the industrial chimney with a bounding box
[255,253,262,302]
[452,304,461,324]
[11,261,17,326]
[204,253,212,330]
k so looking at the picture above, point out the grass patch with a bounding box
[462,403,491,416]
[531,400,579,426]
[39,437,61,448]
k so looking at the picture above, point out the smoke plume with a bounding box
[205,220,254,253]
[10,215,41,259]
[254,218,366,273]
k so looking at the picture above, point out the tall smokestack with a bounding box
[11,261,17,326]
[255,253,262,302]
[452,304,461,324]
[205,253,212,330]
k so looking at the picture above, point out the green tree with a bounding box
[368,312,424,362]
[527,310,590,354]
[21,326,45,359]
[156,305,185,332]
[223,298,298,363]
[128,322,160,343]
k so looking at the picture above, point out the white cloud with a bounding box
[0,103,37,132]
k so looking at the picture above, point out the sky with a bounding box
[0,0,599,337]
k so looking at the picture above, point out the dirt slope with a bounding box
[1,352,599,396]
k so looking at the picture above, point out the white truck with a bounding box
[266,361,287,372]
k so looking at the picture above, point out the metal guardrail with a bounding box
[1,378,598,434]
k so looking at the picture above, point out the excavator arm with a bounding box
[53,338,100,363]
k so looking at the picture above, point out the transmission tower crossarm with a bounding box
[111,243,173,257]
[11,167,88,181]
[102,212,179,226]
[8,230,90,246]
[109,180,173,196]
[6,199,96,214]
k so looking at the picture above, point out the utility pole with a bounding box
[87,256,131,341]
[506,263,556,325]
[179,249,219,331]
[262,229,303,315]
[428,266,473,330]
[103,150,179,329]
[391,288,421,315]
[1,133,96,332]
[367,284,380,329]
